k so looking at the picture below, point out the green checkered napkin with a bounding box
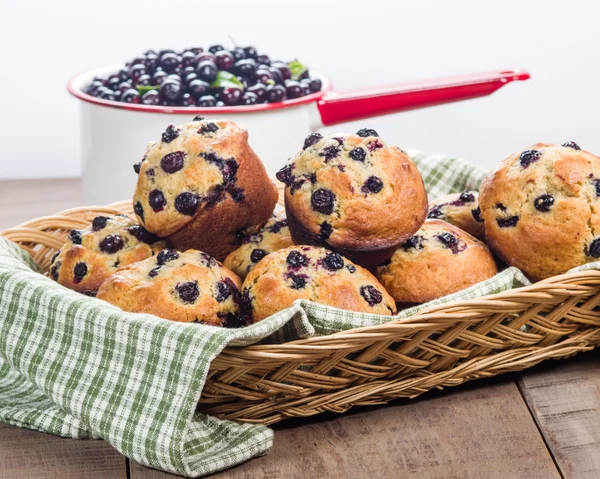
[0,152,539,477]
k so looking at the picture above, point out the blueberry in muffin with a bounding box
[277,130,428,268]
[133,119,278,260]
[375,219,498,303]
[427,191,485,240]
[241,245,396,322]
[479,142,600,281]
[49,215,167,295]
[223,215,294,279]
[97,249,244,326]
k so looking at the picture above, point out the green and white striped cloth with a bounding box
[0,152,536,477]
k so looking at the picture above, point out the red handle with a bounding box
[317,69,530,126]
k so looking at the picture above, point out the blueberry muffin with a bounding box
[277,129,428,268]
[428,191,485,240]
[133,118,278,260]
[97,249,244,327]
[223,215,294,279]
[479,142,600,281]
[375,220,497,303]
[49,215,167,295]
[241,245,396,322]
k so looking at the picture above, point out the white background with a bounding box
[1,0,598,179]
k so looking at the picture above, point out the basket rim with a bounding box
[3,198,600,353]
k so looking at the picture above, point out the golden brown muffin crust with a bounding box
[49,215,167,294]
[242,245,396,321]
[479,143,600,281]
[97,249,243,326]
[133,119,278,260]
[427,191,485,240]
[278,131,427,266]
[375,219,498,303]
[223,215,293,279]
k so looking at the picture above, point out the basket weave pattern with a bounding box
[2,193,600,426]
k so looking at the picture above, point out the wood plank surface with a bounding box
[518,350,600,479]
[131,379,560,479]
[0,423,126,479]
[0,178,81,231]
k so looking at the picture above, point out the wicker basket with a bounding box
[3,189,600,426]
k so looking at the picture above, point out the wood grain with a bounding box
[0,178,81,230]
[131,379,560,479]
[0,423,126,479]
[519,350,600,479]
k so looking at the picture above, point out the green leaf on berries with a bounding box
[289,60,308,80]
[209,71,244,90]
[136,85,159,95]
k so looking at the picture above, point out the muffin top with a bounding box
[479,142,600,280]
[50,215,167,294]
[133,119,251,236]
[223,215,293,279]
[277,129,428,251]
[427,191,485,240]
[375,219,497,303]
[97,249,244,326]
[241,245,396,321]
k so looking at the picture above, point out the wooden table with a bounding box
[1,179,599,479]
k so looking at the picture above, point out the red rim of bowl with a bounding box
[67,64,333,114]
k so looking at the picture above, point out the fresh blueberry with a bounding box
[266,84,286,103]
[120,89,140,104]
[141,90,161,105]
[195,61,218,83]
[241,92,258,105]
[187,79,210,97]
[256,54,270,66]
[220,87,243,105]
[197,95,217,107]
[159,80,183,102]
[208,44,225,54]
